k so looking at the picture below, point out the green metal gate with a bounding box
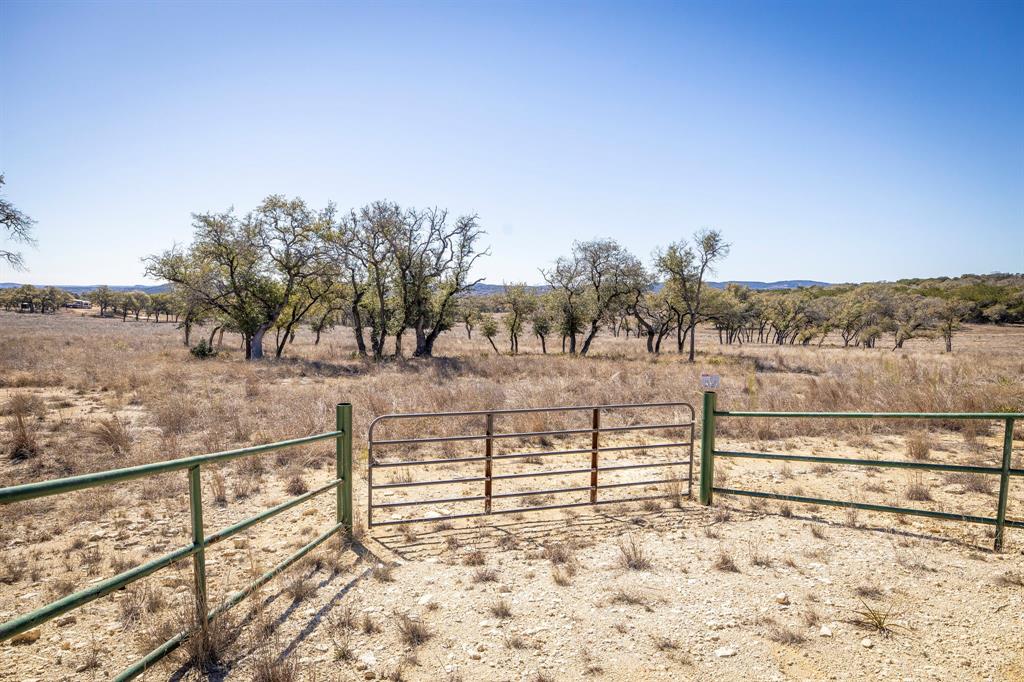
[0,404,354,680]
[698,391,1023,550]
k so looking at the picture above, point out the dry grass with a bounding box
[542,541,576,565]
[617,534,652,571]
[849,599,909,637]
[285,474,308,496]
[904,475,934,502]
[712,549,740,573]
[765,622,806,645]
[90,415,132,454]
[551,564,576,586]
[285,574,315,603]
[609,588,654,612]
[396,613,431,647]
[489,598,513,619]
[472,566,498,583]
[944,472,994,494]
[905,431,932,460]
[372,563,395,582]
[809,524,829,540]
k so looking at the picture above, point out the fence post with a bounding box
[337,403,353,533]
[590,408,600,503]
[994,417,1014,552]
[699,391,717,506]
[187,465,207,626]
[484,413,494,514]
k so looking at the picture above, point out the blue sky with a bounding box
[1,0,1021,285]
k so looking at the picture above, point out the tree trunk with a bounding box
[538,335,547,354]
[250,326,269,360]
[351,304,367,357]
[487,337,500,354]
[579,321,599,356]
[183,321,192,346]
[315,328,322,345]
[687,321,697,362]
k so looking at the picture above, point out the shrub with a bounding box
[190,340,218,359]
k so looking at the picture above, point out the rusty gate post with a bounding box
[484,413,494,513]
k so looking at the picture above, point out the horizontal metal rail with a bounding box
[369,401,697,420]
[712,487,1024,530]
[1,404,355,681]
[372,421,692,446]
[0,430,342,504]
[715,450,1024,477]
[372,477,686,509]
[715,410,1024,420]
[373,460,690,489]
[0,543,197,641]
[205,478,341,546]
[371,441,691,468]
[370,493,678,526]
[700,391,1020,551]
[367,402,696,527]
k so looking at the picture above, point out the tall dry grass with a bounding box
[0,310,1021,492]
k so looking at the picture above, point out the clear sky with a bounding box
[1,0,1021,286]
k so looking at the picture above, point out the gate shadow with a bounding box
[369,503,706,562]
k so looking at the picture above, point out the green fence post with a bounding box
[994,417,1014,552]
[187,465,207,625]
[337,403,353,533]
[699,391,717,505]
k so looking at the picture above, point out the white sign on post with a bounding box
[700,373,720,390]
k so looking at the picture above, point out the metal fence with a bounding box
[368,402,695,527]
[698,391,1023,550]
[0,404,353,681]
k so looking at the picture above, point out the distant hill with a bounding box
[468,280,830,295]
[2,281,828,296]
[0,283,172,294]
[709,280,831,290]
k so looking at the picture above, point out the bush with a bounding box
[190,340,217,359]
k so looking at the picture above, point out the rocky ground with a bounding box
[2,430,1022,681]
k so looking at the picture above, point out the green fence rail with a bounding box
[698,391,1023,551]
[0,403,353,680]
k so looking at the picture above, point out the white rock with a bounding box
[861,638,873,648]
[819,626,833,637]
[774,593,790,605]
[417,593,434,607]
[359,651,378,668]
[714,647,737,658]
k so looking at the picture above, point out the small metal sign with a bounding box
[700,373,720,390]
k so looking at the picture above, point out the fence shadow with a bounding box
[165,539,378,681]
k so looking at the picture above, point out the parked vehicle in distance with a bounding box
[64,299,93,309]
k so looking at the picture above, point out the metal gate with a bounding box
[367,402,695,527]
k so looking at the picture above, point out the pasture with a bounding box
[1,310,1022,681]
